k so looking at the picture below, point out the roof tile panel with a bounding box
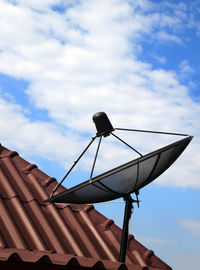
[0,197,26,249]
[59,205,102,259]
[5,198,47,250]
[0,160,17,199]
[1,156,34,201]
[23,201,66,253]
[0,144,172,270]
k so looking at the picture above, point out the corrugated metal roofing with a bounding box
[0,143,172,270]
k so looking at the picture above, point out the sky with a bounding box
[0,0,199,269]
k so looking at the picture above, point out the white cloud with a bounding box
[0,95,87,168]
[179,60,194,77]
[9,0,59,10]
[137,235,175,245]
[0,0,199,188]
[155,31,182,44]
[179,218,200,237]
[152,54,166,64]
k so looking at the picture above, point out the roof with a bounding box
[0,143,172,270]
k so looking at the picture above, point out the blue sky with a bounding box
[0,0,199,269]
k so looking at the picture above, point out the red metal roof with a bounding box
[0,143,172,270]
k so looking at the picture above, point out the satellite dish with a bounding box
[46,135,192,204]
[45,112,193,263]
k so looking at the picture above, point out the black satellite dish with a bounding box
[45,112,193,263]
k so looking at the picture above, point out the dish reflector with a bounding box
[46,136,192,204]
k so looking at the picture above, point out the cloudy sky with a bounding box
[0,0,199,269]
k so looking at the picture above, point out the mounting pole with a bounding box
[119,195,134,263]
